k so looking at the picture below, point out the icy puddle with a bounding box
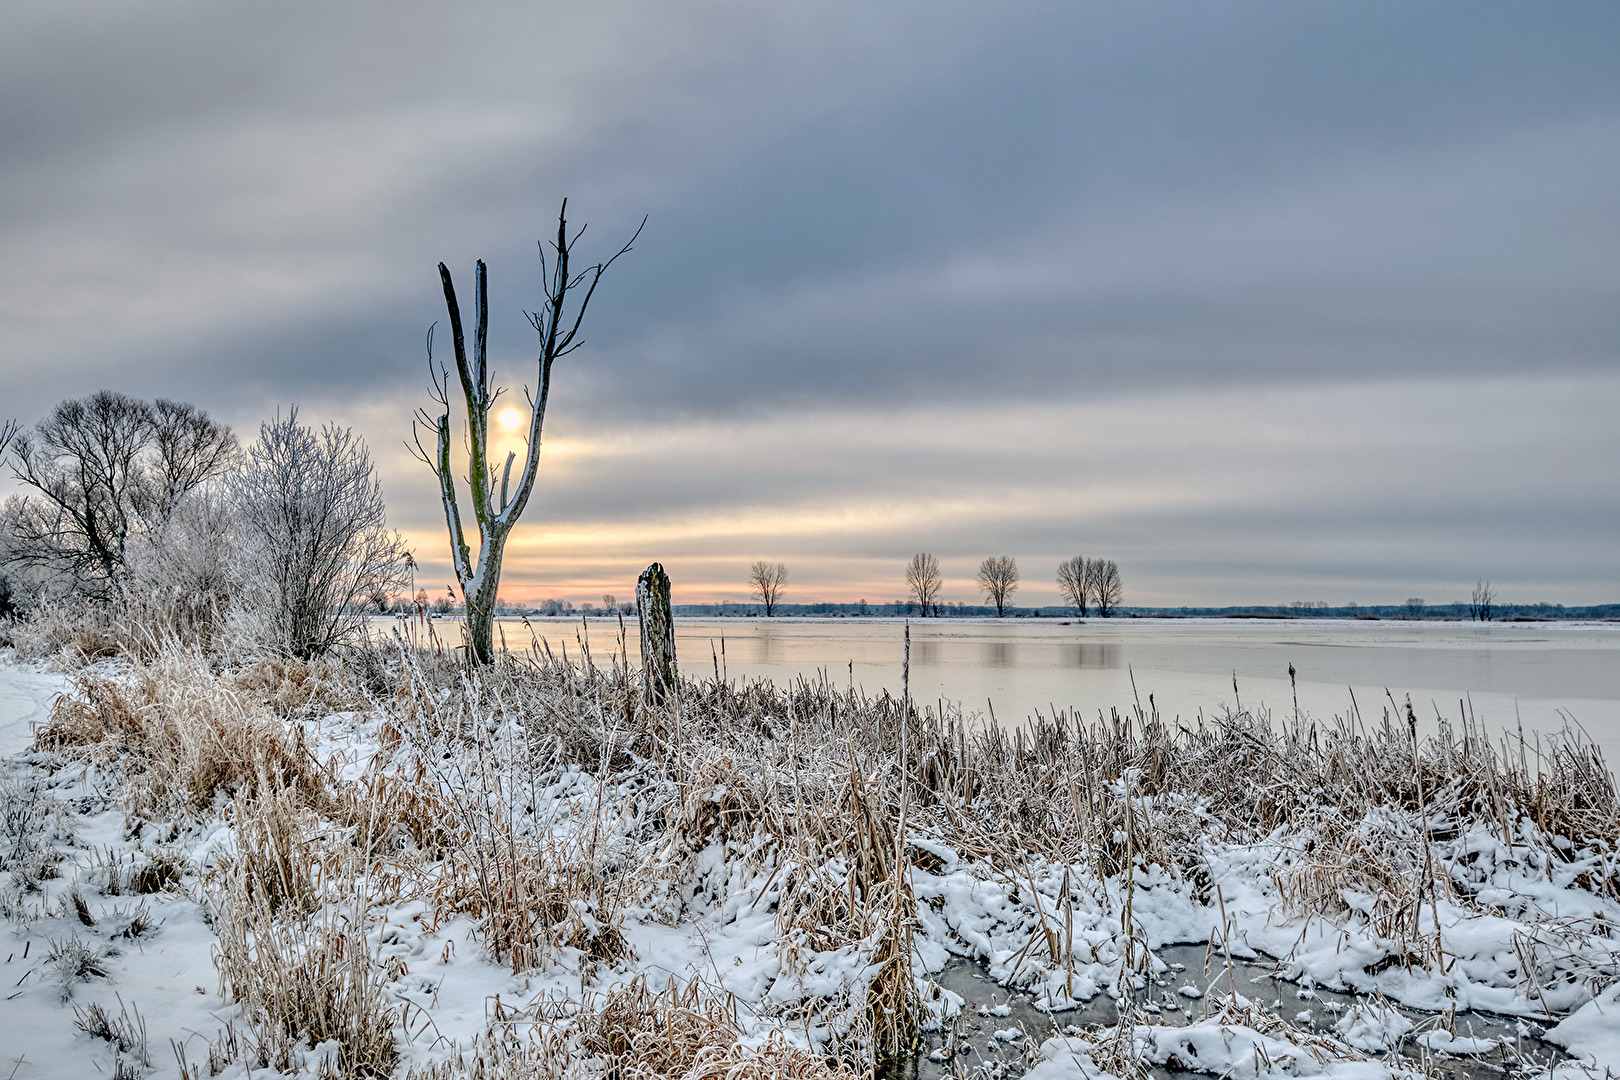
[887,948,1567,1079]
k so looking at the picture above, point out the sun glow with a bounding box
[498,408,523,431]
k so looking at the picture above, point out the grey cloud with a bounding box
[4,2,1617,606]
[368,373,1618,605]
[5,2,1618,421]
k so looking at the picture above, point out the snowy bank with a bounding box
[1,643,1615,1078]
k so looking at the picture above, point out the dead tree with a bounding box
[976,555,1019,616]
[906,552,942,616]
[637,562,677,705]
[1470,579,1496,622]
[748,560,788,616]
[413,200,643,665]
[1056,555,1090,616]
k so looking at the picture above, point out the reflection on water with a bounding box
[751,627,782,664]
[911,639,941,666]
[982,642,1015,668]
[1061,643,1121,670]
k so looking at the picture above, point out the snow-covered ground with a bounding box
[2,651,1617,1079]
[0,659,60,757]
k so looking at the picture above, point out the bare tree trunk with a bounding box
[637,562,677,706]
[414,201,642,665]
[464,541,506,663]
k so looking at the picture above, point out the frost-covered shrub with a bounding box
[118,488,239,656]
[227,410,407,661]
[0,779,70,887]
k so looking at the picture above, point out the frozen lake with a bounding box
[504,616,1620,767]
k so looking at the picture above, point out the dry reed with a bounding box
[18,620,1620,1076]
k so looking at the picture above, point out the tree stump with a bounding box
[636,562,677,706]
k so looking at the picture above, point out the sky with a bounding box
[2,1,1617,609]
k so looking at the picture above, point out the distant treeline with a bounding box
[632,600,1620,620]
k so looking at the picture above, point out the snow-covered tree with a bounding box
[230,410,406,660]
[3,392,236,597]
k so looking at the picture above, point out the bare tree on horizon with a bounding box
[748,560,788,616]
[976,555,1019,616]
[906,552,942,616]
[413,200,643,665]
[1470,579,1496,621]
[1094,558,1122,617]
[1056,555,1091,616]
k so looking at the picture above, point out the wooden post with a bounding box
[636,562,677,706]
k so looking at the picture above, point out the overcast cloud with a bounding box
[2,2,1616,606]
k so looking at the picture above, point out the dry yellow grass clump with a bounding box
[209,885,400,1079]
[36,649,327,817]
[404,977,861,1080]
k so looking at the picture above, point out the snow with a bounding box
[1545,981,1620,1077]
[0,658,61,758]
[1412,1029,1498,1055]
[1,765,225,1080]
[1028,1028,1422,1080]
[1334,1001,1414,1052]
[2,653,1614,1079]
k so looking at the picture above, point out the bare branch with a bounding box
[1056,556,1090,616]
[748,561,788,616]
[4,391,236,595]
[976,556,1019,617]
[906,552,942,616]
[418,198,642,663]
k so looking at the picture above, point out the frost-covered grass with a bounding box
[1,633,1617,1079]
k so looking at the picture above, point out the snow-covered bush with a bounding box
[227,409,407,660]
[118,488,239,657]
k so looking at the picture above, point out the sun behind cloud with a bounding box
[498,408,523,431]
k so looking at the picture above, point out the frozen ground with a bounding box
[2,650,1617,1079]
[0,659,60,757]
